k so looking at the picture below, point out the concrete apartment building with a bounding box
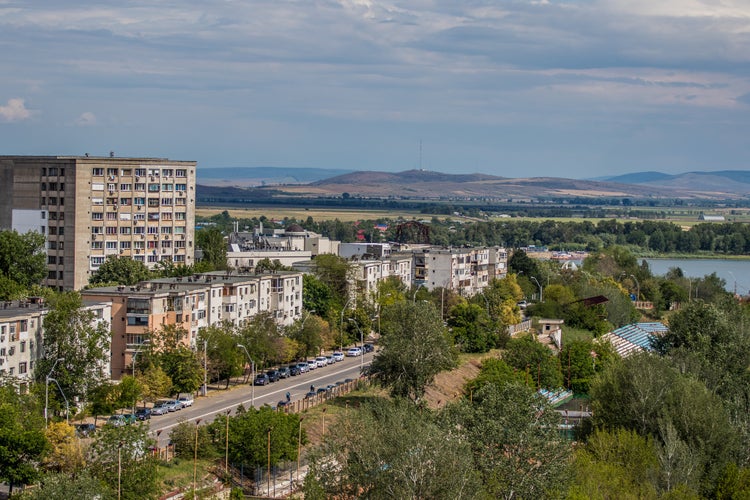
[0,298,111,391]
[0,155,197,290]
[82,271,303,379]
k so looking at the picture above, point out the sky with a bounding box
[1,0,750,179]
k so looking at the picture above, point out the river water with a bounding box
[644,258,750,295]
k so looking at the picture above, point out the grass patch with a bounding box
[196,207,425,222]
[157,457,217,497]
[561,326,595,344]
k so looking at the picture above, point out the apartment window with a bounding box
[48,226,57,236]
[148,198,159,207]
[161,183,173,191]
[41,167,46,176]
[48,197,57,205]
[162,169,173,177]
[107,168,117,176]
[121,168,132,176]
[91,256,105,267]
[148,168,160,177]
[120,198,132,206]
[175,212,186,220]
[161,198,173,206]
[59,183,65,192]
[58,227,64,236]
[133,226,145,235]
[119,227,131,235]
[147,241,157,249]
[174,226,185,234]
[161,240,172,248]
[48,255,57,265]
[147,226,159,234]
[120,241,131,249]
[134,197,145,206]
[48,167,58,176]
[134,241,145,249]
[161,212,172,221]
[176,169,187,177]
[134,255,145,262]
[91,227,103,235]
[106,212,117,221]
[105,227,117,235]
[175,184,187,191]
[175,240,186,248]
[148,184,160,192]
[18,362,27,375]
[20,340,26,352]
[120,184,131,191]
[147,255,158,263]
[47,270,56,280]
[49,212,57,220]
[92,212,103,221]
[135,183,146,191]
[175,198,186,206]
[160,227,172,234]
[135,168,146,177]
[174,254,185,262]
[106,241,117,250]
[92,197,103,205]
[148,213,160,222]
[91,241,103,249]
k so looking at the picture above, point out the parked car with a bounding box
[254,373,270,386]
[106,415,127,427]
[266,370,280,382]
[135,407,152,420]
[363,343,375,353]
[306,359,318,370]
[163,399,182,412]
[346,347,362,357]
[315,356,328,368]
[75,423,96,437]
[517,300,528,309]
[326,355,336,364]
[304,390,317,400]
[151,401,170,415]
[296,362,309,373]
[289,365,301,376]
[278,366,291,379]
[332,351,344,362]
[316,387,328,395]
[177,394,194,407]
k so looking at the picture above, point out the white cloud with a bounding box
[0,97,32,122]
[74,111,97,126]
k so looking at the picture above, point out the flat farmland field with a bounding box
[196,206,425,222]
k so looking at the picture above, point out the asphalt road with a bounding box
[147,352,374,446]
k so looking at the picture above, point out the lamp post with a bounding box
[193,418,202,496]
[340,297,353,351]
[267,427,272,495]
[297,417,304,484]
[48,378,70,424]
[348,319,365,373]
[236,344,255,408]
[530,276,543,303]
[45,357,64,428]
[132,339,150,413]
[412,284,427,303]
[225,409,231,472]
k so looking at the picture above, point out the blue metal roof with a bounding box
[608,322,668,351]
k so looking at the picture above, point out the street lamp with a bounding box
[297,417,304,484]
[340,297,353,351]
[45,357,64,428]
[348,319,365,373]
[530,276,543,303]
[132,340,150,413]
[412,284,427,303]
[236,344,255,408]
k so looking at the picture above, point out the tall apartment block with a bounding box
[0,156,196,290]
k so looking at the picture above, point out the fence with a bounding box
[506,319,532,337]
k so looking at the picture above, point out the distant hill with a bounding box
[198,167,353,187]
[195,168,750,204]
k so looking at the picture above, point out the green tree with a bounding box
[0,229,46,299]
[444,383,571,499]
[137,365,172,404]
[17,471,105,500]
[465,357,527,395]
[0,385,48,497]
[237,312,284,369]
[312,254,353,303]
[508,249,540,277]
[306,398,479,499]
[559,339,616,393]
[169,421,215,460]
[287,313,326,359]
[302,274,335,319]
[88,256,152,286]
[447,301,497,353]
[159,346,203,396]
[87,423,158,500]
[196,227,227,271]
[198,323,244,389]
[209,406,302,470]
[36,291,111,408]
[503,334,563,389]
[371,301,456,402]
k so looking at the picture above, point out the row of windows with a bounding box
[92,168,188,178]
[40,197,64,206]
[92,212,187,221]
[91,240,187,250]
[41,167,64,177]
[92,225,187,235]
[94,183,188,192]
[40,182,65,191]
[90,254,186,267]
[92,197,187,207]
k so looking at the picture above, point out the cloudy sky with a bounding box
[1,0,749,178]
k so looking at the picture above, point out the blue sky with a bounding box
[1,0,749,178]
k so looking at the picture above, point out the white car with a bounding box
[306,359,317,370]
[177,394,194,407]
[346,347,362,357]
[333,352,344,362]
[315,356,328,367]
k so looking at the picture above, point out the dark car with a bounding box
[278,366,290,379]
[289,365,300,376]
[363,343,375,353]
[75,423,96,437]
[304,391,317,399]
[135,407,152,420]
[316,387,328,395]
[254,373,270,386]
[266,370,280,383]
